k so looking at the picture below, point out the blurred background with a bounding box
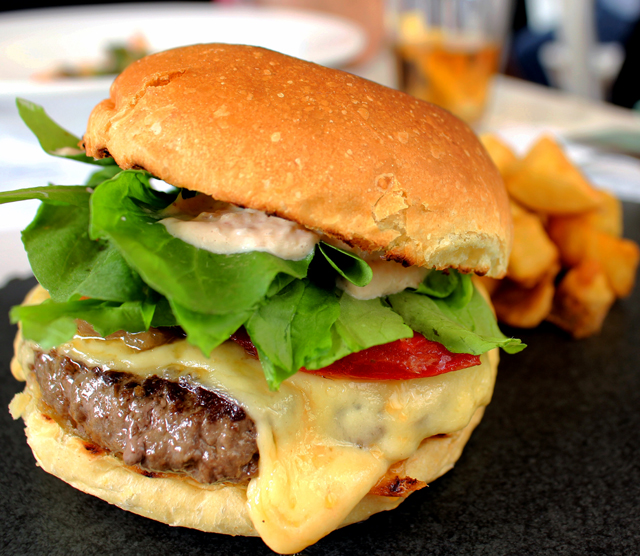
[2,0,640,108]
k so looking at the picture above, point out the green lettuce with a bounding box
[11,298,155,351]
[389,288,524,355]
[16,98,115,166]
[89,171,314,315]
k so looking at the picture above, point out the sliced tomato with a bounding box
[302,333,480,380]
[230,328,480,380]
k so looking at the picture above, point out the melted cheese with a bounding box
[55,336,496,553]
[160,206,320,261]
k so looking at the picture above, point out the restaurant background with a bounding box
[2,0,640,109]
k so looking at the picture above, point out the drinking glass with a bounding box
[387,0,512,124]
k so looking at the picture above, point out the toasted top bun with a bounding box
[83,44,511,277]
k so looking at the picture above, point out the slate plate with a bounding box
[2,204,639,556]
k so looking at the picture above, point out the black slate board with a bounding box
[2,204,640,556]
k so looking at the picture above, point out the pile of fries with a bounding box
[479,134,640,338]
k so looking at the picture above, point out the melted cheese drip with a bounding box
[55,337,496,553]
[160,206,320,261]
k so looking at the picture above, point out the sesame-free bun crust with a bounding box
[84,44,511,277]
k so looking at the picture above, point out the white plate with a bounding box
[0,3,366,96]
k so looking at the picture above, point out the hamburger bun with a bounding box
[83,44,511,277]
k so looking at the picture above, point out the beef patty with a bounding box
[31,349,259,484]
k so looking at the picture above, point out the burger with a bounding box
[5,44,523,554]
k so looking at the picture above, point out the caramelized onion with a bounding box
[75,320,186,351]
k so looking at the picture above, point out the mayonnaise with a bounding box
[160,206,320,261]
[337,259,428,300]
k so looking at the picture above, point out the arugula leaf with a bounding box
[90,170,312,314]
[171,301,253,357]
[303,294,415,373]
[21,198,147,304]
[415,269,459,298]
[317,243,372,287]
[76,245,150,303]
[246,280,341,388]
[85,165,123,187]
[389,288,525,355]
[445,271,474,309]
[11,298,155,350]
[0,185,92,206]
[150,296,178,328]
[331,294,413,355]
[246,284,415,389]
[16,98,114,166]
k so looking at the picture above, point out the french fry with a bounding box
[505,136,601,214]
[580,189,623,237]
[480,134,519,177]
[507,202,559,288]
[546,259,616,339]
[590,233,640,298]
[547,216,640,297]
[546,215,595,267]
[492,271,557,328]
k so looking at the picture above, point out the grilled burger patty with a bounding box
[31,349,259,484]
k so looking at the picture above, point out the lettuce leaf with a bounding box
[317,243,372,287]
[246,280,341,387]
[246,282,414,388]
[0,185,92,206]
[170,301,252,357]
[10,298,156,350]
[19,191,148,304]
[89,170,313,314]
[16,98,115,166]
[389,288,525,355]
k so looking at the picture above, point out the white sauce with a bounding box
[338,259,428,300]
[160,206,320,261]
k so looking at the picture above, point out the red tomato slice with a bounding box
[230,329,480,380]
[302,333,480,380]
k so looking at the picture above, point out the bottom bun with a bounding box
[10,365,487,536]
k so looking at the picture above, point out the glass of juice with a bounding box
[387,0,512,124]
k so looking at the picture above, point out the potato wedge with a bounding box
[480,134,518,177]
[580,189,623,237]
[547,259,615,338]
[547,216,640,297]
[546,215,595,267]
[590,233,640,298]
[492,272,557,328]
[505,136,601,214]
[507,203,559,288]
